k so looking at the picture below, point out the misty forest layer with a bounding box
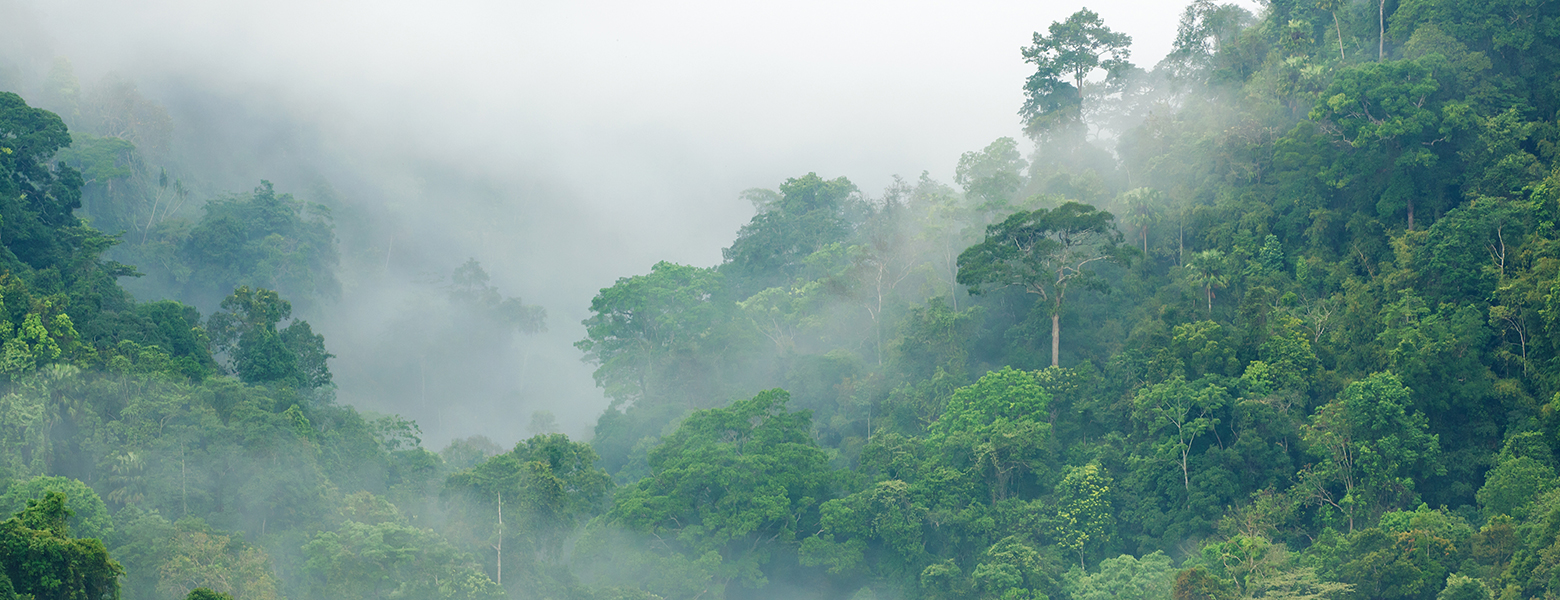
[3,0,1560,599]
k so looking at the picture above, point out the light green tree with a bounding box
[1054,463,1115,569]
[1184,250,1229,316]
[1066,551,1176,600]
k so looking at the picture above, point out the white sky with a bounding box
[8,0,1264,217]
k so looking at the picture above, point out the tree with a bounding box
[1160,1,1255,81]
[800,479,928,579]
[0,476,113,541]
[1066,551,1176,600]
[178,180,338,311]
[444,434,611,580]
[1131,377,1230,491]
[1315,0,1347,60]
[971,536,1059,600]
[1053,463,1114,569]
[956,138,1028,215]
[303,520,502,600]
[1301,373,1441,531]
[0,491,122,600]
[1184,250,1230,316]
[1174,567,1235,600]
[205,286,332,388]
[1308,59,1448,231]
[0,91,88,273]
[957,202,1126,366]
[722,173,859,295]
[448,259,546,334]
[604,389,832,597]
[1020,9,1133,134]
[156,518,280,599]
[576,261,747,410]
[929,367,1053,502]
[1117,188,1162,257]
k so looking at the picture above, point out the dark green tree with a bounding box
[1020,9,1133,134]
[0,91,87,272]
[721,173,859,295]
[206,286,331,388]
[1301,373,1442,532]
[0,491,122,600]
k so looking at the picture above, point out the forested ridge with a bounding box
[2,0,1560,599]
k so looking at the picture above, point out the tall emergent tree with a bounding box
[1019,8,1132,135]
[956,202,1125,366]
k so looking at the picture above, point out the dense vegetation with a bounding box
[3,0,1560,598]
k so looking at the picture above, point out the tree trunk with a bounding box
[1181,448,1191,490]
[1407,196,1414,231]
[1379,0,1386,61]
[496,490,504,585]
[1051,313,1060,367]
[1334,12,1345,60]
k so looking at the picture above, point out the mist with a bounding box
[0,0,1233,447]
[6,0,1559,599]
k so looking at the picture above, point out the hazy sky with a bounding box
[4,0,1259,444]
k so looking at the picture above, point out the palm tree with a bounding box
[1186,250,1229,316]
[1117,188,1164,257]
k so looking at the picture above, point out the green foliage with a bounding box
[1054,463,1115,568]
[577,261,746,409]
[1066,551,1176,600]
[0,477,111,541]
[1131,376,1230,491]
[971,536,1060,600]
[444,433,612,573]
[930,367,1054,502]
[602,389,832,597]
[0,491,122,600]
[177,181,338,311]
[1020,8,1132,134]
[1437,575,1491,600]
[1174,567,1235,600]
[957,202,1125,366]
[303,520,502,600]
[185,589,232,600]
[722,173,860,295]
[0,91,86,272]
[1301,373,1442,531]
[206,286,332,388]
[11,1,1560,598]
[957,138,1029,214]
